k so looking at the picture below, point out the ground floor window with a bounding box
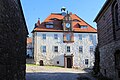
[85,59,88,65]
[57,61,59,64]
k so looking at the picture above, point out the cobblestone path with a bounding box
[26,65,96,80]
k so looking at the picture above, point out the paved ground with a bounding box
[26,65,96,80]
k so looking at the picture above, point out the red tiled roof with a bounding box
[27,37,32,44]
[33,13,97,33]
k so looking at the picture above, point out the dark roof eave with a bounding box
[19,0,29,35]
[32,30,97,33]
[94,0,111,22]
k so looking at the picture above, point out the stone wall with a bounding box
[0,0,28,80]
[99,42,116,79]
[95,0,120,79]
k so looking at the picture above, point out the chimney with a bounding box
[36,18,40,26]
[69,12,72,15]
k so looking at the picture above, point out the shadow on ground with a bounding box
[26,72,94,80]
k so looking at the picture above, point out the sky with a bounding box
[21,0,106,36]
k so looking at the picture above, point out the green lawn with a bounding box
[26,63,38,66]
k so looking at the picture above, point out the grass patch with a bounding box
[26,63,38,66]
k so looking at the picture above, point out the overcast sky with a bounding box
[21,0,106,36]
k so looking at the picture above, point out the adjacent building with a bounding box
[0,0,28,80]
[94,0,120,80]
[32,8,97,68]
[27,37,33,58]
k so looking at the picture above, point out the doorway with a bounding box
[67,58,72,68]
[39,60,44,66]
[64,54,73,68]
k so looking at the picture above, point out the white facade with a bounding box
[33,32,97,68]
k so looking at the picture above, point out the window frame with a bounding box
[42,34,46,39]
[90,46,94,53]
[89,35,93,41]
[80,26,88,29]
[42,46,46,53]
[85,59,89,65]
[54,34,58,39]
[66,34,71,41]
[67,46,70,52]
[79,34,82,40]
[54,46,58,52]
[79,46,83,53]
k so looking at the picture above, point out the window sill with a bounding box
[63,40,74,43]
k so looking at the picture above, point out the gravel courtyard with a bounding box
[26,65,96,80]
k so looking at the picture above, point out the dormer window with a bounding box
[80,26,88,29]
[73,19,80,22]
[46,22,54,28]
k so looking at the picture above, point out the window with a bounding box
[54,34,58,39]
[90,46,94,52]
[42,46,46,52]
[79,46,83,53]
[79,34,82,40]
[54,46,58,52]
[46,22,54,28]
[42,34,46,39]
[67,46,70,52]
[80,26,88,29]
[85,59,88,65]
[66,34,71,41]
[57,61,59,64]
[46,25,54,28]
[89,35,93,41]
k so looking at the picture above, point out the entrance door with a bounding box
[67,58,72,68]
[39,60,44,66]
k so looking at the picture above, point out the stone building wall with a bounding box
[95,0,120,79]
[0,0,28,80]
[33,32,97,69]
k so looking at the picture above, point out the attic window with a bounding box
[73,19,80,22]
[46,22,54,28]
[50,18,60,21]
[80,26,88,29]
